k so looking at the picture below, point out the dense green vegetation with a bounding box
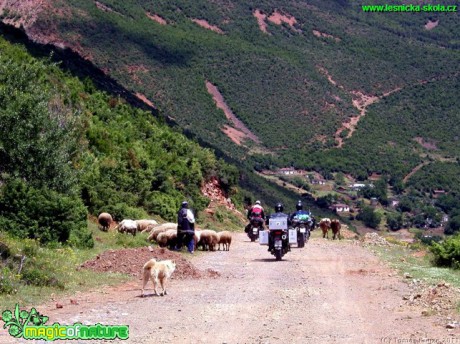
[0,35,241,248]
[0,0,458,298]
[37,0,458,172]
[431,234,460,269]
[19,0,456,220]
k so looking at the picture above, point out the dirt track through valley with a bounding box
[4,233,459,344]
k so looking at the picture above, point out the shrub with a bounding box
[357,206,382,229]
[386,212,403,231]
[444,215,460,235]
[417,234,443,246]
[108,203,149,223]
[0,267,19,294]
[0,179,93,248]
[430,234,460,268]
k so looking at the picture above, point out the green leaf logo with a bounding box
[1,304,49,338]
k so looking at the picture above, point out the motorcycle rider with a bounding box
[245,200,265,233]
[290,200,312,224]
[266,202,290,251]
[290,200,314,239]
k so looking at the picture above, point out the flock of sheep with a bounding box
[97,212,232,251]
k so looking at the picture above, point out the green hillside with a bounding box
[17,0,457,177]
[0,0,459,225]
[0,34,243,246]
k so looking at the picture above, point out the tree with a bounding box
[316,194,336,209]
[386,212,403,231]
[357,206,382,229]
[444,215,460,235]
[0,57,80,194]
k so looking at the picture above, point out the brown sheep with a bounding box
[156,229,178,249]
[217,231,232,251]
[199,230,219,251]
[136,219,158,233]
[330,219,341,240]
[97,212,113,232]
[141,223,158,234]
[148,227,167,242]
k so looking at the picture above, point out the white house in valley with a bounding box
[331,203,350,213]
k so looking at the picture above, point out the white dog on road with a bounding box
[141,258,177,297]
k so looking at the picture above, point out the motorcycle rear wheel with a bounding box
[275,250,282,261]
[297,234,305,248]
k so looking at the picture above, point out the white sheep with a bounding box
[116,219,138,236]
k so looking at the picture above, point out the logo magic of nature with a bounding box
[2,304,129,340]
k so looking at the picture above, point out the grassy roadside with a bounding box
[368,236,460,289]
[0,221,151,310]
[1,211,246,310]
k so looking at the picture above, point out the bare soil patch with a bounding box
[253,9,299,34]
[79,246,219,280]
[191,18,224,34]
[135,93,156,109]
[267,10,297,28]
[95,1,123,16]
[414,137,438,150]
[206,81,261,145]
[146,12,167,25]
[425,19,439,30]
[221,125,246,145]
[312,29,341,42]
[253,9,269,34]
[0,0,45,29]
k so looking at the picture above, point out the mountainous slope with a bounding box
[1,0,459,210]
[0,31,247,247]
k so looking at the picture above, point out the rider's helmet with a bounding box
[181,201,188,208]
[275,203,284,213]
[296,201,303,211]
[255,200,261,205]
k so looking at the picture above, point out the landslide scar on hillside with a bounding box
[317,66,402,148]
[146,12,167,25]
[191,19,224,34]
[205,81,260,146]
[253,9,299,34]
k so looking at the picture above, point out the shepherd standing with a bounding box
[176,201,195,254]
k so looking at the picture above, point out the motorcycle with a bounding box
[247,218,264,242]
[291,220,311,248]
[267,216,291,261]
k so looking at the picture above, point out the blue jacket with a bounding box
[177,207,195,233]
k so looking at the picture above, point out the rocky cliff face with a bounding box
[201,177,245,222]
[1,1,75,51]
[0,0,44,28]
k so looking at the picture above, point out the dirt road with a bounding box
[5,233,460,344]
